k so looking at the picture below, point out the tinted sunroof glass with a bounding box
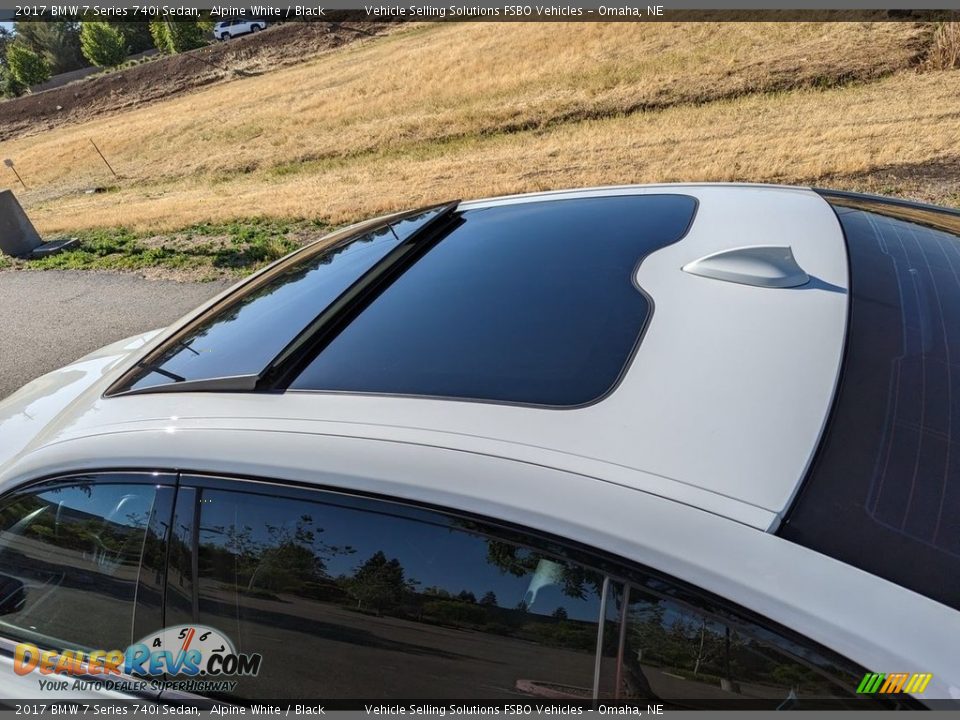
[118,208,446,393]
[290,194,697,406]
[781,195,960,611]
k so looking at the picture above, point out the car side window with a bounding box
[167,477,611,700]
[0,474,170,653]
[165,476,891,707]
[610,581,882,708]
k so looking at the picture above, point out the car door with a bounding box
[0,473,173,703]
[156,472,895,708]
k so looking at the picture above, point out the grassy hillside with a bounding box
[0,22,956,247]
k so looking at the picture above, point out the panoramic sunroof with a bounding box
[110,194,697,405]
[289,194,697,406]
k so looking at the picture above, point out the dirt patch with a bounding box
[0,22,391,143]
[822,155,960,207]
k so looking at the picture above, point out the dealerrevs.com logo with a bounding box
[14,624,262,694]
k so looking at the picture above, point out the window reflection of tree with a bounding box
[0,484,148,561]
[455,519,606,601]
[346,550,418,615]
[618,586,858,705]
[199,504,605,655]
[198,514,355,601]
[0,483,156,651]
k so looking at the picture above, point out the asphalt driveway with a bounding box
[0,271,233,400]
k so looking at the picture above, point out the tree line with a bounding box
[0,20,216,97]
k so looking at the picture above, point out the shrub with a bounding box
[109,22,155,54]
[12,22,84,74]
[422,600,488,626]
[148,19,170,53]
[1,68,26,98]
[6,43,50,87]
[166,21,207,52]
[80,22,129,68]
[149,20,206,53]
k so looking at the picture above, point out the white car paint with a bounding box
[0,184,955,701]
[0,185,848,527]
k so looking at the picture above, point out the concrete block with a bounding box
[0,190,42,258]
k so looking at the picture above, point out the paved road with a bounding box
[0,271,233,400]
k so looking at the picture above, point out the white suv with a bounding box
[213,19,266,40]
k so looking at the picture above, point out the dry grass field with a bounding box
[0,21,957,247]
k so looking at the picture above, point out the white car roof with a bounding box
[0,183,849,531]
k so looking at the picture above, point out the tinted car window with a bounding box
[167,478,609,700]
[115,209,445,394]
[781,194,960,612]
[161,475,887,706]
[291,194,697,406]
[612,582,876,708]
[0,475,166,651]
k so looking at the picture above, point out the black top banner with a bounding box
[2,698,953,711]
[2,4,959,22]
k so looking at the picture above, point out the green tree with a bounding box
[80,22,128,68]
[0,25,12,67]
[166,21,206,52]
[108,22,154,54]
[7,43,51,87]
[0,27,25,97]
[13,22,85,73]
[1,70,26,98]
[148,20,170,53]
[169,22,206,52]
[479,591,498,607]
[148,20,206,54]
